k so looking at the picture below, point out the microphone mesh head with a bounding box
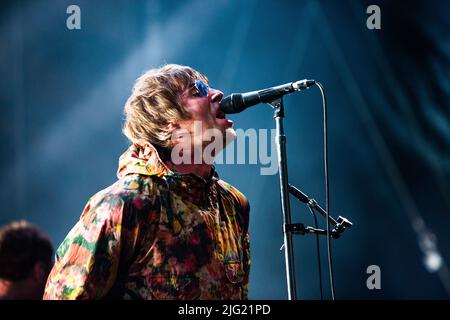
[219,94,245,114]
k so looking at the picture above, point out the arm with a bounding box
[241,200,251,300]
[43,193,129,299]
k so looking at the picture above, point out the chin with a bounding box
[224,127,237,146]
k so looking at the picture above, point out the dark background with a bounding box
[1,0,449,299]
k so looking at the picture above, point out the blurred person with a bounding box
[0,220,54,300]
[43,64,250,300]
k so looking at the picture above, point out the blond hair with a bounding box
[122,64,209,149]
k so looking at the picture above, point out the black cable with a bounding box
[315,82,336,300]
[307,206,324,300]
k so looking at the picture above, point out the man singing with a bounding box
[43,64,250,300]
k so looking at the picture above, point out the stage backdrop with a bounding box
[1,0,449,299]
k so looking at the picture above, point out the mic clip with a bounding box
[286,183,353,238]
[331,216,353,239]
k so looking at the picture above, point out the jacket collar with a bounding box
[117,144,218,184]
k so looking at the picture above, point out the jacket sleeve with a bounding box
[43,193,132,300]
[241,199,251,300]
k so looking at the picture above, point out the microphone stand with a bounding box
[271,97,297,300]
[269,97,352,300]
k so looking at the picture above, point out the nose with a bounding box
[210,88,223,103]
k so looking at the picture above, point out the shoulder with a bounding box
[56,174,165,258]
[217,179,250,234]
[79,174,166,228]
[89,174,165,208]
[217,179,250,213]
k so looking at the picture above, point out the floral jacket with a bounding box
[43,144,250,300]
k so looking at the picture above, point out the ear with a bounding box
[165,122,179,134]
[165,122,184,144]
[32,261,48,283]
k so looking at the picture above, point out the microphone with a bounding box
[219,79,315,114]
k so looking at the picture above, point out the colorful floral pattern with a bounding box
[43,144,250,300]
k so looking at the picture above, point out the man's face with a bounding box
[176,80,236,152]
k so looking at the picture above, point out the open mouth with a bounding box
[216,110,226,119]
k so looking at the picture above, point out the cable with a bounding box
[307,206,324,300]
[316,82,336,300]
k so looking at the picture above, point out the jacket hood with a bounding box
[117,144,171,179]
[117,144,218,182]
